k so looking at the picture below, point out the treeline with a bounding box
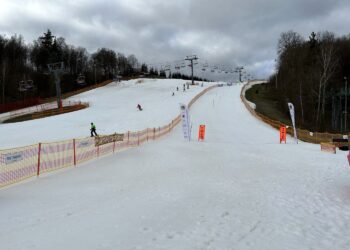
[267,30,350,133]
[0,30,144,103]
[170,72,208,82]
[147,68,208,82]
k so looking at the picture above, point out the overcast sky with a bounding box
[1,0,350,80]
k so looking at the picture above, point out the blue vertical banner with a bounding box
[180,103,191,141]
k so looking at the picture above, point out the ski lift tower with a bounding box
[185,55,198,85]
[235,66,244,82]
[47,62,64,110]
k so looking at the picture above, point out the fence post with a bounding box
[127,131,130,146]
[37,143,42,176]
[73,139,76,166]
[153,128,156,140]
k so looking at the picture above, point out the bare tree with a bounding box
[278,30,304,56]
[1,61,6,104]
[315,32,338,125]
[127,54,138,70]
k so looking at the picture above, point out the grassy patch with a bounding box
[245,83,291,126]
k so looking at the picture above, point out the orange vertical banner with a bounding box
[280,126,286,144]
[198,125,206,141]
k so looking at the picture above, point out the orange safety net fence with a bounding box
[0,85,218,188]
[240,82,347,144]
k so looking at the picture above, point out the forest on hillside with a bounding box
[0,30,208,109]
[2,30,200,106]
[267,31,350,133]
[0,30,147,104]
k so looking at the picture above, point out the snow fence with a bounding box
[241,81,347,145]
[0,85,218,188]
[0,100,89,123]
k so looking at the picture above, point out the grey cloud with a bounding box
[1,0,350,80]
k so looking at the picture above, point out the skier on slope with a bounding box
[90,122,98,137]
[137,104,143,111]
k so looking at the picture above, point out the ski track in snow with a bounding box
[1,81,350,250]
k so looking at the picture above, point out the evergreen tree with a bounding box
[141,63,148,73]
[159,70,166,78]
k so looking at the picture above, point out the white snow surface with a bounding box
[1,80,350,250]
[0,79,214,149]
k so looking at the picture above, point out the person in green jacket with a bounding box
[90,122,98,137]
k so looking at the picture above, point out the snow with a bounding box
[1,80,350,250]
[0,79,215,149]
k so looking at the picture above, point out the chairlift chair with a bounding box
[18,80,34,92]
[25,80,34,90]
[76,74,86,86]
[18,81,27,92]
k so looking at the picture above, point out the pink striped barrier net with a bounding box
[0,85,218,188]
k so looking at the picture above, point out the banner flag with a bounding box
[280,126,286,144]
[288,102,298,143]
[180,104,191,141]
[198,125,206,141]
[95,133,124,146]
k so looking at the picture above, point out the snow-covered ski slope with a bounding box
[0,79,216,149]
[1,80,350,250]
